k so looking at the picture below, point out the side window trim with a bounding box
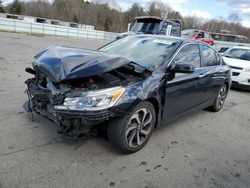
[197,44,202,67]
[215,50,223,65]
[200,44,220,67]
[170,44,201,68]
[168,43,190,68]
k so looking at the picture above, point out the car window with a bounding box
[182,29,199,36]
[170,25,181,37]
[211,34,223,41]
[159,21,172,35]
[201,45,220,66]
[172,44,201,68]
[238,37,249,43]
[225,48,250,61]
[204,32,210,38]
[224,35,236,42]
[200,32,205,38]
[99,36,181,70]
[130,20,160,34]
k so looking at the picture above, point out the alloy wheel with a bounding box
[217,86,227,109]
[125,108,153,148]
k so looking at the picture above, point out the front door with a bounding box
[162,44,204,121]
[198,44,222,102]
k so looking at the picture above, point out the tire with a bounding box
[208,84,228,112]
[108,101,156,154]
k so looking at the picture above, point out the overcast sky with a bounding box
[3,0,250,27]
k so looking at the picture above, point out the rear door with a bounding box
[162,44,204,120]
[198,44,223,102]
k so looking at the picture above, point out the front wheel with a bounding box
[209,84,228,112]
[108,101,156,154]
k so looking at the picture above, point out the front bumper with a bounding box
[231,69,250,90]
[231,82,250,91]
[24,79,126,137]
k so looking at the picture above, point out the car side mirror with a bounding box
[173,63,195,73]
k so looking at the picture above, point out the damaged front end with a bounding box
[24,46,150,138]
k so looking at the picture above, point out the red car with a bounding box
[182,29,215,46]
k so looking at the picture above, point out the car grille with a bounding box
[50,94,65,105]
[229,66,243,70]
[27,79,64,105]
[232,72,240,76]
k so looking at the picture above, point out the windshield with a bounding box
[236,36,249,43]
[99,36,180,70]
[182,29,199,36]
[130,19,160,34]
[224,48,250,61]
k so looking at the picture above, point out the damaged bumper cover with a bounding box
[23,46,150,138]
[24,79,127,137]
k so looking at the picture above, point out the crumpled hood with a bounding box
[33,46,134,83]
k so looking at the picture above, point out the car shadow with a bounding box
[28,113,122,155]
[230,87,250,92]
[23,108,214,156]
[155,109,208,133]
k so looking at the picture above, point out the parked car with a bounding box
[116,16,182,40]
[222,46,250,90]
[24,35,231,153]
[182,29,215,46]
[210,32,250,53]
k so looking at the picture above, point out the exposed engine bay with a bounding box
[24,51,149,138]
[62,65,146,91]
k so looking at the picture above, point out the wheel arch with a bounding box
[146,97,160,128]
[224,81,229,90]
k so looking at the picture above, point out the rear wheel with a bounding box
[209,84,228,112]
[108,101,156,154]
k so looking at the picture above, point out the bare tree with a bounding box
[3,0,250,39]
[0,0,5,13]
[147,1,170,17]
[183,16,202,29]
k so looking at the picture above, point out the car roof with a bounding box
[210,32,249,38]
[134,16,181,25]
[182,29,206,32]
[231,46,250,50]
[126,34,210,46]
[135,16,162,20]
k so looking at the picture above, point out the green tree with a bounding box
[9,0,22,14]
[0,0,5,13]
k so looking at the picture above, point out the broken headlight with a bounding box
[54,87,125,111]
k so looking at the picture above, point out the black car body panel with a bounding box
[24,35,231,138]
[33,46,146,83]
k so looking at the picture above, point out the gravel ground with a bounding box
[0,32,250,188]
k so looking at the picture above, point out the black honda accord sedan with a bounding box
[24,35,231,153]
